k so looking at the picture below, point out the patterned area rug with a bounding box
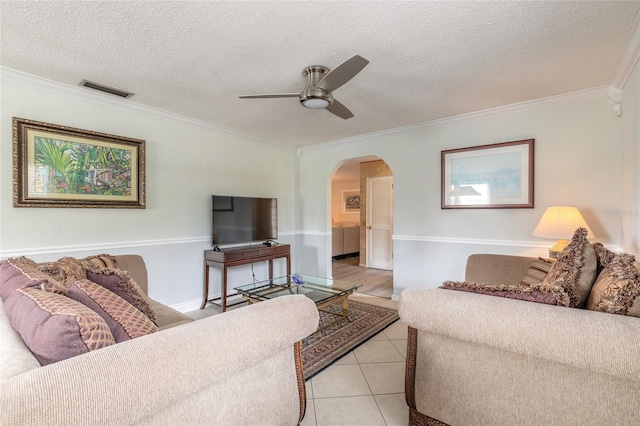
[301,300,399,379]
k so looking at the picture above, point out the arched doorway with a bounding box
[330,156,394,298]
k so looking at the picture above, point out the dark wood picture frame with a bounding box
[441,139,534,209]
[13,117,146,208]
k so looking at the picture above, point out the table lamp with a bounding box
[532,206,594,258]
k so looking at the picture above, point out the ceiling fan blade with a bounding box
[238,93,299,99]
[316,55,369,92]
[326,99,354,120]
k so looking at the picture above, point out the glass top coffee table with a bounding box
[235,273,362,333]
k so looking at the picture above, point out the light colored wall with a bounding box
[0,71,297,311]
[3,70,636,307]
[298,94,623,296]
[620,61,640,255]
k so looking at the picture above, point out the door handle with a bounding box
[367,226,372,229]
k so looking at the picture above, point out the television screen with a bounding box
[211,196,277,245]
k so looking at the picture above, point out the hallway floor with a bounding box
[332,255,393,299]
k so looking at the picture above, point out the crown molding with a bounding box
[608,86,623,103]
[0,67,295,151]
[611,11,640,90]
[302,85,609,151]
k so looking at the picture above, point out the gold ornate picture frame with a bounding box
[13,117,146,208]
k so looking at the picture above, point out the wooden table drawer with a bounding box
[226,249,262,260]
[257,245,290,256]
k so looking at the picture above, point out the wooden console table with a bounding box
[201,244,291,311]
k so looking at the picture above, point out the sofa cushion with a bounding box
[150,300,195,330]
[69,279,158,342]
[586,253,640,318]
[4,287,115,365]
[519,257,555,286]
[0,258,68,301]
[540,227,597,307]
[0,299,41,379]
[85,268,158,326]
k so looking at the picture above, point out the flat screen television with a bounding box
[211,195,278,245]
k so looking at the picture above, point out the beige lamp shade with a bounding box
[532,206,594,257]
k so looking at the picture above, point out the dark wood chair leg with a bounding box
[294,341,307,425]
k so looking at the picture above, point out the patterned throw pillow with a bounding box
[540,228,597,307]
[519,258,555,286]
[69,280,158,342]
[0,257,68,301]
[4,287,115,365]
[36,254,118,286]
[85,268,158,326]
[592,242,617,274]
[586,253,640,318]
[441,280,561,305]
[82,253,118,270]
[37,257,87,286]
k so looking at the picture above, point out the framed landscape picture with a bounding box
[342,189,360,214]
[441,139,534,209]
[13,117,146,208]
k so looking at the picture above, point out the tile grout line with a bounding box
[356,333,393,425]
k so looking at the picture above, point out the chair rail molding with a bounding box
[0,236,210,259]
[393,234,624,252]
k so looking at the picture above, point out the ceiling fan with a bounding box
[238,55,369,119]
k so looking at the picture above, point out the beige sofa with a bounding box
[1,254,319,425]
[399,254,640,426]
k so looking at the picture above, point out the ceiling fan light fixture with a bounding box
[302,98,330,109]
[238,55,368,119]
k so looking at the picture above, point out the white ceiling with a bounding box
[1,1,639,148]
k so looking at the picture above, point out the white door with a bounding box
[366,176,393,270]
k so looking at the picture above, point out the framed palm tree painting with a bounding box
[13,117,145,208]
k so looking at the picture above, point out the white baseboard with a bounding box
[169,298,203,313]
[169,294,245,314]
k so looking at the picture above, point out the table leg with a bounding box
[269,259,273,283]
[342,296,350,322]
[200,262,210,309]
[222,265,228,312]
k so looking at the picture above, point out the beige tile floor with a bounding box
[302,318,408,426]
[188,293,408,426]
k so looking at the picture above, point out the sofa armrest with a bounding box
[464,254,537,285]
[1,295,319,425]
[399,288,640,381]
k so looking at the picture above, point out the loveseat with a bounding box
[1,254,319,425]
[399,239,640,425]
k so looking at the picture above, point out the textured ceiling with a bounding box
[1,1,639,148]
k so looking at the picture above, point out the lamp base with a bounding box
[548,239,569,259]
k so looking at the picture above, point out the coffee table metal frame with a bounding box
[235,274,362,333]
